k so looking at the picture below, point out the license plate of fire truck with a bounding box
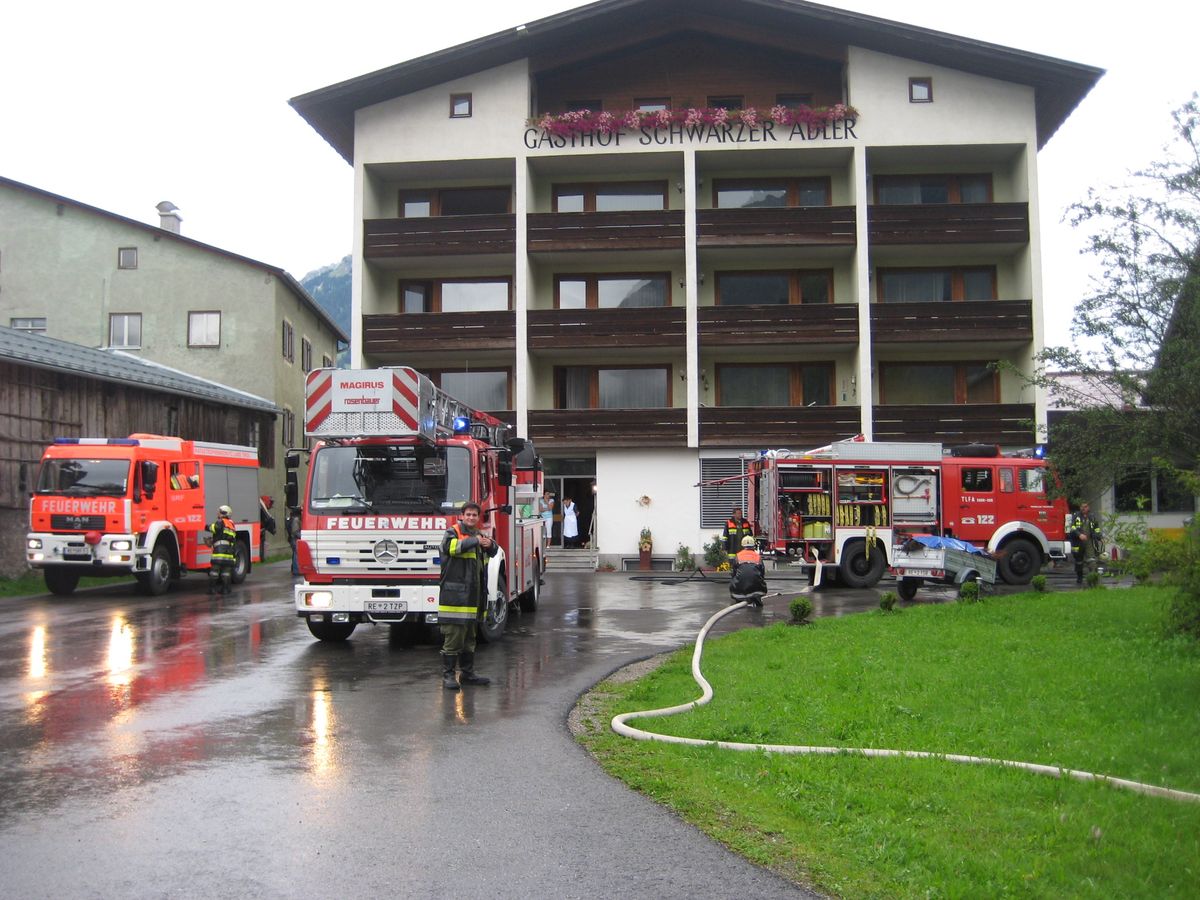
[365,600,408,613]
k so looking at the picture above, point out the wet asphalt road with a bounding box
[0,560,1082,899]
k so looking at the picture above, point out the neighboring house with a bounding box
[0,176,348,510]
[289,0,1102,564]
[0,325,277,577]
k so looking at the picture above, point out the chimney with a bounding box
[156,200,182,233]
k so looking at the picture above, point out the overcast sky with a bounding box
[2,0,1194,347]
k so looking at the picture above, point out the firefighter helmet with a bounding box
[741,535,757,549]
[218,505,232,517]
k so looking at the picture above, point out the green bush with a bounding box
[957,580,981,603]
[878,591,897,612]
[788,595,813,624]
[1031,574,1048,593]
[1164,517,1200,640]
[702,533,727,569]
[1085,571,1102,589]
[675,544,696,571]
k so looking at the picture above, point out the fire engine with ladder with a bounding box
[289,367,544,643]
[746,439,1070,587]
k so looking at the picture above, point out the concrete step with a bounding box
[546,549,597,572]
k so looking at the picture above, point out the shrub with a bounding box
[1164,516,1200,641]
[789,595,813,624]
[878,591,897,612]
[1031,574,1048,593]
[675,544,695,571]
[702,533,727,569]
[958,580,981,603]
[1085,571,1102,589]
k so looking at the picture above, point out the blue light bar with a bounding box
[53,438,79,444]
[452,416,471,435]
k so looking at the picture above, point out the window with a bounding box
[879,362,998,404]
[1115,468,1197,514]
[700,457,749,528]
[282,408,295,448]
[707,95,743,110]
[117,247,138,269]
[301,337,313,373]
[961,467,994,493]
[398,278,510,313]
[166,407,179,436]
[875,174,992,205]
[187,311,221,347]
[716,270,833,305]
[322,354,334,369]
[713,177,831,208]
[432,370,510,409]
[109,313,142,349]
[553,181,668,213]
[716,363,833,407]
[909,77,933,103]
[555,366,670,409]
[449,93,472,118]
[282,319,294,362]
[399,186,510,217]
[634,97,670,112]
[555,274,670,309]
[877,267,996,302]
[775,92,814,107]
[9,317,46,334]
[565,99,602,112]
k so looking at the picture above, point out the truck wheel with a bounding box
[897,577,920,602]
[44,567,80,596]
[306,618,356,642]
[477,575,508,643]
[518,569,539,613]
[137,544,173,596]
[997,537,1039,585]
[231,540,250,584]
[839,540,885,588]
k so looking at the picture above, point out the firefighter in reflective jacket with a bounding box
[1069,501,1103,585]
[730,535,767,607]
[207,505,237,595]
[438,502,498,691]
[722,507,753,558]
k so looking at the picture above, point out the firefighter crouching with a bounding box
[730,535,768,607]
[438,502,498,690]
[207,504,237,595]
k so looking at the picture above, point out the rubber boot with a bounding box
[441,654,460,691]
[459,651,491,686]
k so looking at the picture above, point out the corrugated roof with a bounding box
[0,326,278,414]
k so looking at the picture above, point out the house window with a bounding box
[909,77,934,103]
[877,267,997,302]
[707,95,743,110]
[433,370,510,410]
[187,311,221,347]
[401,283,431,313]
[555,366,670,409]
[879,362,998,404]
[775,92,814,107]
[398,278,511,313]
[399,186,510,217]
[716,270,833,305]
[301,337,313,373]
[553,181,668,213]
[875,174,993,205]
[715,363,833,407]
[117,247,138,269]
[1115,469,1197,514]
[282,408,295,448]
[634,97,670,112]
[322,354,334,369]
[565,99,602,112]
[449,93,472,118]
[713,177,831,208]
[166,407,179,435]
[555,273,670,309]
[248,421,261,454]
[109,313,142,349]
[9,317,46,334]
[282,319,294,362]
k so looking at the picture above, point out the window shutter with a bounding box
[699,457,748,528]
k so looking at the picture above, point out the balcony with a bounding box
[868,203,1029,245]
[698,304,859,347]
[871,300,1033,344]
[364,215,515,259]
[362,311,516,355]
[527,408,687,449]
[872,403,1035,445]
[700,405,862,448]
[528,307,686,351]
[527,211,685,253]
[697,206,857,248]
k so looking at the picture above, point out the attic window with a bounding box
[909,78,933,103]
[118,247,138,269]
[450,93,472,118]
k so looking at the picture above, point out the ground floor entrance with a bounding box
[542,458,596,550]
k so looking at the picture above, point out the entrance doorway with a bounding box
[542,459,596,550]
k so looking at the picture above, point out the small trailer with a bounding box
[889,536,998,601]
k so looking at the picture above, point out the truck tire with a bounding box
[306,618,356,642]
[44,567,80,596]
[897,577,920,602]
[231,539,250,584]
[997,537,1039,585]
[839,540,886,588]
[137,544,173,596]
[518,569,540,612]
[477,574,508,643]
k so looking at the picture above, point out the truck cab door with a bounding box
[1013,465,1057,532]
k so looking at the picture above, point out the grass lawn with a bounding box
[577,587,1200,898]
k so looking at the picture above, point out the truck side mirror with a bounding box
[285,471,298,509]
[285,450,300,470]
[141,460,159,500]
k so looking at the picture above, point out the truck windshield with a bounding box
[36,458,131,496]
[309,445,472,514]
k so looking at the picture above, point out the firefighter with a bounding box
[722,507,753,558]
[730,535,767,607]
[1069,501,1102,585]
[207,504,237,595]
[438,502,498,690]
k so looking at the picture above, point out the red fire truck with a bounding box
[290,367,544,643]
[747,439,1069,586]
[27,434,263,596]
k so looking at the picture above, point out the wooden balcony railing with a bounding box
[698,304,859,346]
[364,215,515,258]
[527,210,685,252]
[362,311,516,354]
[699,405,862,448]
[697,206,857,247]
[868,203,1029,245]
[528,307,686,350]
[872,403,1035,445]
[527,408,687,449]
[871,299,1033,343]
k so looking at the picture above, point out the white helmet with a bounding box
[741,535,757,549]
[218,505,232,517]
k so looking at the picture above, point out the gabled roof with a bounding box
[0,176,348,345]
[0,326,278,414]
[291,0,1103,163]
